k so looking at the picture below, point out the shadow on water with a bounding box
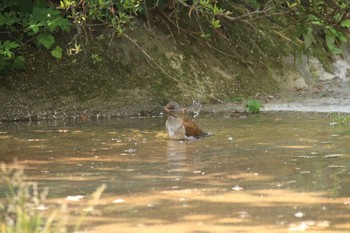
[0,112,350,232]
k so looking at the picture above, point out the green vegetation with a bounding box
[245,99,263,114]
[0,163,105,233]
[1,0,349,74]
[232,97,263,114]
[330,113,350,126]
[0,40,25,72]
[91,53,103,64]
[0,0,71,73]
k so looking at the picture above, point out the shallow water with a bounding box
[1,112,350,232]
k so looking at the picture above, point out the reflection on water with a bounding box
[1,112,350,232]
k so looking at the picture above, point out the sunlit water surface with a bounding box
[1,112,350,233]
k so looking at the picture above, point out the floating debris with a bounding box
[328,165,344,168]
[147,203,155,208]
[113,198,126,203]
[294,211,304,218]
[324,154,343,158]
[66,195,84,201]
[296,155,316,159]
[193,170,202,174]
[124,148,137,153]
[289,222,309,231]
[58,129,69,133]
[232,185,243,191]
[289,220,330,231]
[238,211,250,218]
[111,138,122,143]
[36,204,49,210]
[28,138,47,142]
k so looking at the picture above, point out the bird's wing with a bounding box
[183,116,203,137]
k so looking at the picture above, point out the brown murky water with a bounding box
[1,112,350,232]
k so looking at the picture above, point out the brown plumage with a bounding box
[163,102,205,140]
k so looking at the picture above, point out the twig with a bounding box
[177,0,273,22]
[108,31,115,47]
[160,12,252,66]
[273,29,303,46]
[123,34,171,78]
[144,0,151,28]
[158,16,177,45]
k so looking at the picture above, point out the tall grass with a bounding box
[329,113,350,125]
[0,163,105,233]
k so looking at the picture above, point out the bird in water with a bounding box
[162,102,206,140]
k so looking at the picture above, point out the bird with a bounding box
[162,102,206,140]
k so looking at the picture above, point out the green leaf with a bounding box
[29,24,40,34]
[286,0,300,8]
[0,41,19,58]
[308,15,323,26]
[0,14,6,26]
[341,19,350,28]
[325,32,335,48]
[325,32,343,55]
[0,50,13,58]
[200,33,210,39]
[36,34,55,49]
[303,27,314,48]
[3,40,20,50]
[213,4,223,15]
[13,56,25,70]
[329,47,343,55]
[51,46,62,59]
[337,32,347,43]
[58,18,71,31]
[326,25,337,35]
[211,18,221,29]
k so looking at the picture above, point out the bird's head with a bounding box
[162,102,183,118]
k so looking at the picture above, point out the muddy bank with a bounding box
[1,71,349,122]
[264,80,350,113]
[1,21,349,121]
[0,20,279,121]
[1,61,349,121]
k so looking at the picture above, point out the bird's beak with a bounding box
[163,106,177,117]
[162,106,170,113]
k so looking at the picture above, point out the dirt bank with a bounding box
[1,20,349,121]
[264,79,350,113]
[0,20,279,121]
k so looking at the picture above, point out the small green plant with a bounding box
[0,163,105,233]
[245,100,263,114]
[0,40,25,73]
[91,53,102,64]
[329,113,350,125]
